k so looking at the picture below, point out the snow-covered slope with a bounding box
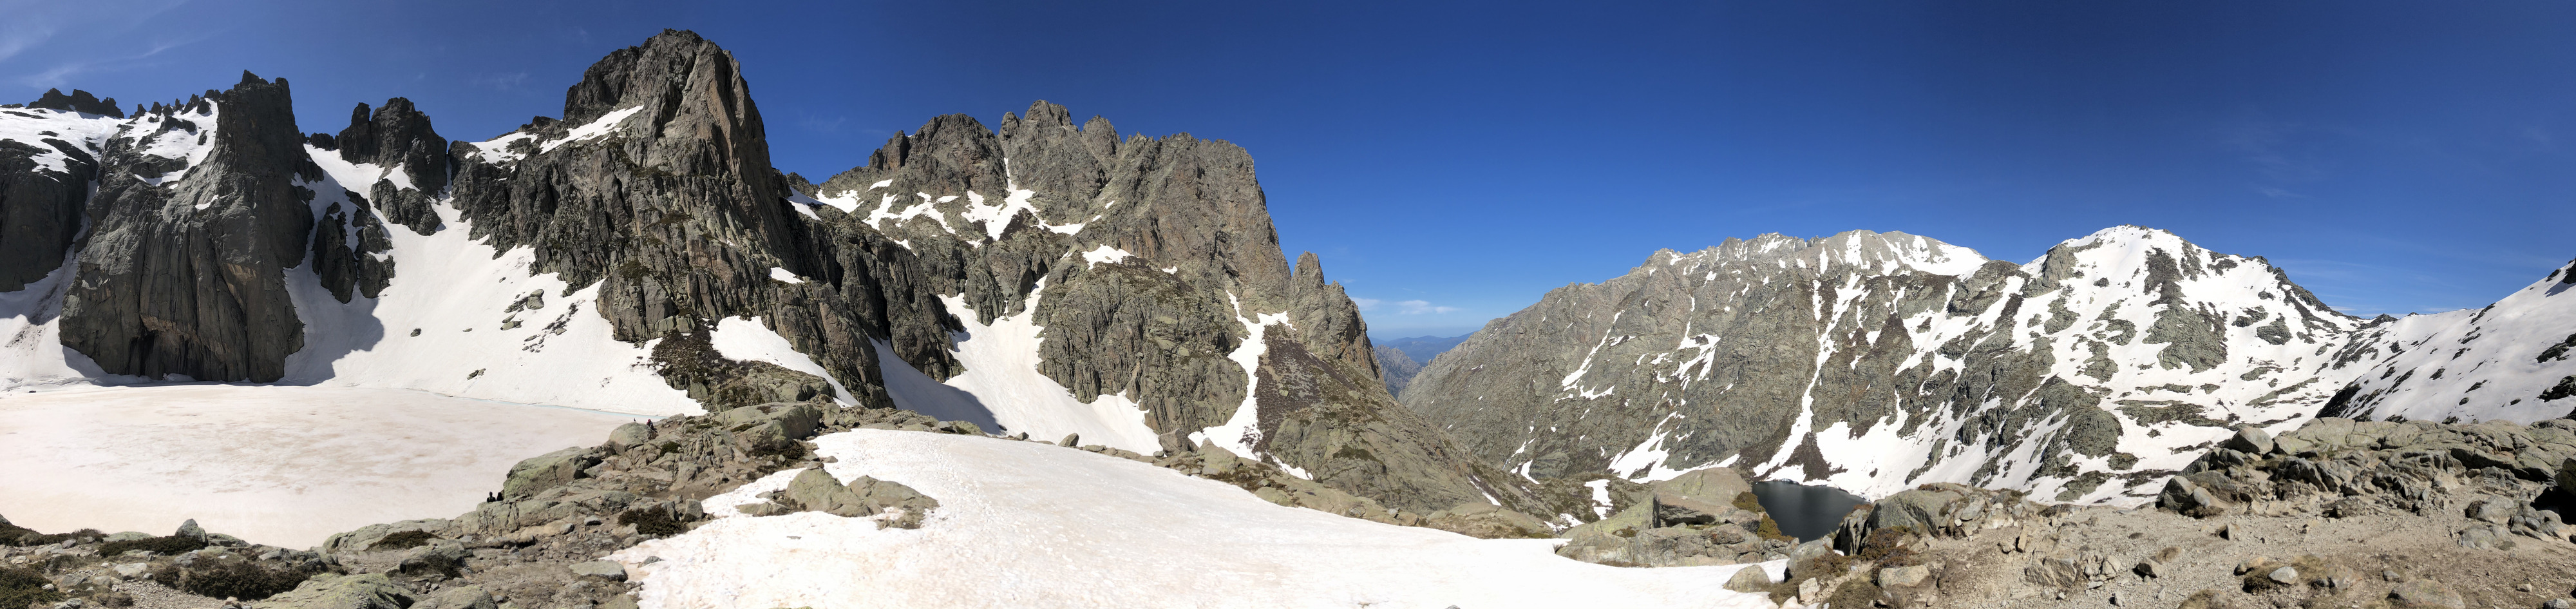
[279,145,698,416]
[2324,260,2576,422]
[609,429,1778,609]
[1406,226,2372,506]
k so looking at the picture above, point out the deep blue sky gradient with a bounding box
[9,1,2571,336]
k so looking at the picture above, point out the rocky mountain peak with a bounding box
[57,70,316,382]
[1406,224,2386,505]
[1662,229,1989,278]
[25,88,123,118]
[333,97,448,194]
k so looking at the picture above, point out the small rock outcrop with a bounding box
[2155,416,2576,545]
[1555,467,1801,566]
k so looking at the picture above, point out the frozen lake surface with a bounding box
[0,384,636,548]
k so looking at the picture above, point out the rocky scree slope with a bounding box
[1588,416,2576,608]
[0,30,1567,518]
[1405,227,2389,505]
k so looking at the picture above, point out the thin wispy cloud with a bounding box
[1356,297,1459,314]
[1397,300,1460,314]
[3,0,195,89]
[470,72,532,91]
[19,37,202,89]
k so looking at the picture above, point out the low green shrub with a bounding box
[151,559,317,601]
[620,507,688,537]
[98,535,206,557]
[0,565,64,608]
[372,530,437,550]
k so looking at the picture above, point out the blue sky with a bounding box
[8,1,2571,338]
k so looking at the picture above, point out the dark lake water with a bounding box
[1749,479,1866,541]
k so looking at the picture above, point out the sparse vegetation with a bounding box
[373,530,437,550]
[150,558,319,601]
[620,507,689,537]
[0,521,97,546]
[97,534,206,557]
[0,565,64,608]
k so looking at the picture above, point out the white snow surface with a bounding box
[280,146,701,416]
[610,430,1776,609]
[0,106,128,174]
[896,285,1160,452]
[0,385,634,548]
[0,254,121,390]
[1192,294,1290,458]
[1078,244,1133,268]
[708,316,854,405]
[2334,261,2576,421]
[768,267,804,284]
[542,106,647,153]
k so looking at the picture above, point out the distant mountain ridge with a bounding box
[1401,227,2576,504]
[1371,334,1472,397]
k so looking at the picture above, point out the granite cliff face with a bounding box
[58,73,317,382]
[1404,227,2381,504]
[788,101,1530,512]
[0,30,1546,517]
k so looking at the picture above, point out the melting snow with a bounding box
[912,284,1160,453]
[1079,244,1133,268]
[708,316,855,406]
[611,430,1775,609]
[542,106,646,153]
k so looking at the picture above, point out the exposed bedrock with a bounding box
[60,72,316,382]
[0,122,98,291]
[1404,227,2371,503]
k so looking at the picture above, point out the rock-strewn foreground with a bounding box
[7,403,2576,608]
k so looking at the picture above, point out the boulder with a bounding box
[777,467,941,528]
[716,402,822,451]
[2221,425,2275,455]
[392,541,468,579]
[607,423,654,449]
[1877,565,1931,588]
[2157,472,2246,517]
[2387,580,2467,609]
[502,447,594,499]
[2561,457,2576,498]
[1649,491,1732,527]
[569,561,628,581]
[413,586,498,609]
[2023,552,2085,589]
[1198,445,1241,477]
[174,519,205,541]
[252,574,416,609]
[1723,565,1773,592]
[1421,502,1551,539]
[1651,467,1752,505]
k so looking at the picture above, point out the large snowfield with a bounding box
[0,385,636,548]
[609,429,1781,609]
